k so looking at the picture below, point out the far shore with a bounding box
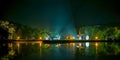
[0,40,119,43]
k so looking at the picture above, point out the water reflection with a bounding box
[16,43,20,53]
[56,44,61,48]
[0,42,120,60]
[85,42,89,47]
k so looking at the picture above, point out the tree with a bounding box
[0,20,15,40]
[0,27,9,40]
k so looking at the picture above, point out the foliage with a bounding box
[78,25,120,40]
[1,20,120,40]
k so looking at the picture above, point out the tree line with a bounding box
[0,20,120,40]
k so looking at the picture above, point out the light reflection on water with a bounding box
[0,42,120,60]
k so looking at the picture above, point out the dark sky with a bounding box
[0,0,120,28]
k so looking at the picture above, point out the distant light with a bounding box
[79,36,82,40]
[95,36,98,40]
[53,37,58,40]
[86,35,89,40]
[16,36,20,40]
[45,36,49,40]
[39,37,42,40]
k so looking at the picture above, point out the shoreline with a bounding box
[0,40,120,43]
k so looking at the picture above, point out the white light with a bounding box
[86,42,89,47]
[86,35,89,40]
[78,36,82,40]
[45,36,49,40]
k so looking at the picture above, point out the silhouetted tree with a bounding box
[0,27,9,40]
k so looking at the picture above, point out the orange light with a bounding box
[95,36,98,40]
[72,37,75,40]
[39,37,42,40]
[16,36,20,40]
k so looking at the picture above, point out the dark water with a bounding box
[0,42,120,60]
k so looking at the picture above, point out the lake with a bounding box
[0,41,120,60]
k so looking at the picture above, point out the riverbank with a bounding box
[0,40,119,43]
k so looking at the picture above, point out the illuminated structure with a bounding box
[45,35,50,40]
[65,34,75,40]
[77,35,82,40]
[57,35,61,40]
[52,34,61,40]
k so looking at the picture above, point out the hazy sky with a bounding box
[0,0,120,28]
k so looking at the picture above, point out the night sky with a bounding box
[0,0,120,28]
